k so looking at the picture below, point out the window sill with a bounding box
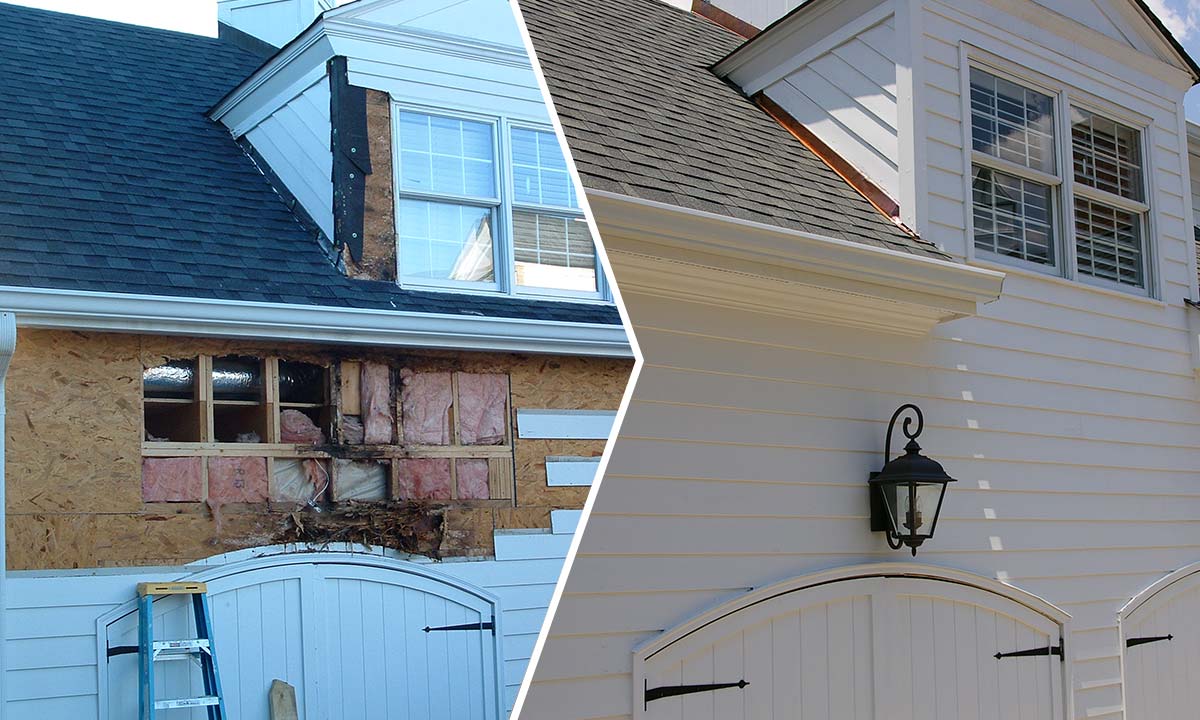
[968,256,1166,308]
[398,280,614,306]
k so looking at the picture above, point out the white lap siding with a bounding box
[522,282,1200,720]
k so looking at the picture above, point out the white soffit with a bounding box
[589,191,1004,337]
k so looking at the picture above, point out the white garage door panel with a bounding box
[105,558,499,720]
[638,575,1064,720]
[1123,571,1200,720]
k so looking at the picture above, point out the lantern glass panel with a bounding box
[879,480,946,539]
[900,483,944,537]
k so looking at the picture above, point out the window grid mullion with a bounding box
[970,151,1062,188]
[1070,182,1149,215]
[1057,89,1078,283]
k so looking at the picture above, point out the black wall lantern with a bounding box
[869,404,956,556]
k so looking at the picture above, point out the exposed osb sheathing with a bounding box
[346,88,396,281]
[5,329,631,570]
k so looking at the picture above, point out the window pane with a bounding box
[398,199,495,283]
[972,165,1055,266]
[1071,107,1143,201]
[512,210,596,291]
[969,68,1056,174]
[511,127,578,209]
[397,112,495,198]
[1074,197,1144,287]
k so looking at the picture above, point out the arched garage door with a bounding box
[634,564,1068,720]
[1121,563,1200,719]
[104,553,502,720]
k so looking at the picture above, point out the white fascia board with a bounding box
[210,19,334,133]
[211,11,534,136]
[713,0,891,95]
[588,190,1004,321]
[0,287,631,358]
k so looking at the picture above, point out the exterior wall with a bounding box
[5,516,578,718]
[760,14,900,198]
[244,77,334,238]
[5,328,628,570]
[523,283,1200,720]
[913,0,1194,304]
[349,88,397,281]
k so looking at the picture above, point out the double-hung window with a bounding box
[510,126,595,294]
[396,111,500,288]
[968,66,1151,294]
[394,108,603,299]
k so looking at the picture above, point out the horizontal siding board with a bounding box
[516,410,616,439]
[546,457,602,486]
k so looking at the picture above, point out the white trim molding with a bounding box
[516,409,617,439]
[210,0,534,136]
[0,286,631,357]
[589,191,1005,337]
[0,312,14,709]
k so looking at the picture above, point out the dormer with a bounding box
[714,0,1200,300]
[211,0,608,303]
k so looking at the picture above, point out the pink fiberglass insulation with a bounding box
[142,457,203,502]
[360,362,394,444]
[395,458,452,500]
[456,459,490,500]
[280,409,325,444]
[399,369,452,445]
[208,456,269,503]
[456,373,508,445]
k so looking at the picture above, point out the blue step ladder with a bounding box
[136,582,227,720]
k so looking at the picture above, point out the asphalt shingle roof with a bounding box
[0,2,619,325]
[520,0,948,259]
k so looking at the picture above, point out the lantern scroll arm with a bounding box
[884,403,924,464]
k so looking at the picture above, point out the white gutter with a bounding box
[0,287,631,358]
[587,190,1005,315]
[0,312,14,709]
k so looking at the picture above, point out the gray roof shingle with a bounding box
[0,2,619,325]
[520,0,948,259]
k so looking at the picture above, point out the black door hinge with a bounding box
[644,679,748,708]
[995,637,1064,662]
[423,620,495,634]
[1127,634,1173,648]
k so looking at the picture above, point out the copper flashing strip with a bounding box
[691,0,760,39]
[754,92,907,229]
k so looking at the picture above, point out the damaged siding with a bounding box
[5,329,629,571]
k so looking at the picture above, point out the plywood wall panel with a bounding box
[5,329,631,570]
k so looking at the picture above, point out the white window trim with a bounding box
[959,45,1157,299]
[391,102,613,304]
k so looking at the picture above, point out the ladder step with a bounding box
[138,581,208,597]
[152,639,210,653]
[154,696,221,710]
